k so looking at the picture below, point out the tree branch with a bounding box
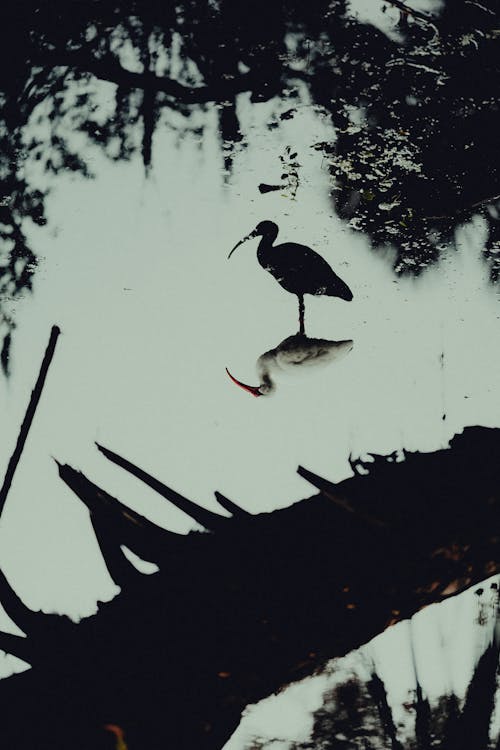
[0,325,60,517]
[383,0,438,26]
[34,50,256,104]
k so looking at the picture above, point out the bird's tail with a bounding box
[329,277,353,301]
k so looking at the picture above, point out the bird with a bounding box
[228,220,353,334]
[226,333,353,397]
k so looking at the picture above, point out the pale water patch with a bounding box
[223,576,500,750]
[0,94,497,699]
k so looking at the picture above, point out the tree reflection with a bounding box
[287,633,499,750]
[0,0,499,367]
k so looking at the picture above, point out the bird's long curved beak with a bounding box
[225,367,262,397]
[227,229,258,259]
[104,724,128,750]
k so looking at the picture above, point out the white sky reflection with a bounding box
[0,61,498,746]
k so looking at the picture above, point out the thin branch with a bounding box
[383,0,438,26]
[422,193,500,221]
[0,325,61,516]
[56,461,180,547]
[214,491,250,518]
[297,465,388,529]
[471,193,500,209]
[0,569,39,635]
[465,1,495,15]
[34,50,256,104]
[0,632,32,663]
[96,442,228,531]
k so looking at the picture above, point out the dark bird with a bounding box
[228,220,353,334]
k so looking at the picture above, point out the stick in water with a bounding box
[0,325,61,516]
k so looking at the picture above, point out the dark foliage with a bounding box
[0,426,498,749]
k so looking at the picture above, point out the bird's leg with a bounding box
[298,295,305,335]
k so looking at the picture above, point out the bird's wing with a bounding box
[266,244,342,296]
[262,244,312,292]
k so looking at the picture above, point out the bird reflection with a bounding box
[228,221,353,334]
[226,333,353,397]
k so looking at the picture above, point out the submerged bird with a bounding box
[228,221,353,334]
[226,333,353,397]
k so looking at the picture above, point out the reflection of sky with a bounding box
[226,578,499,749]
[0,33,498,745]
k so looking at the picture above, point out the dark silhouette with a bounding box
[0,325,60,513]
[301,672,405,750]
[0,426,498,749]
[226,332,353,396]
[228,221,353,333]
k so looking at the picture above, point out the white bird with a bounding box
[226,333,353,397]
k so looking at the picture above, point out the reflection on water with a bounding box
[0,1,499,749]
[0,425,498,750]
[226,333,353,396]
[0,0,499,366]
[227,610,500,750]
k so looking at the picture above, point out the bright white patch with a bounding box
[224,577,500,749]
[120,545,160,575]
